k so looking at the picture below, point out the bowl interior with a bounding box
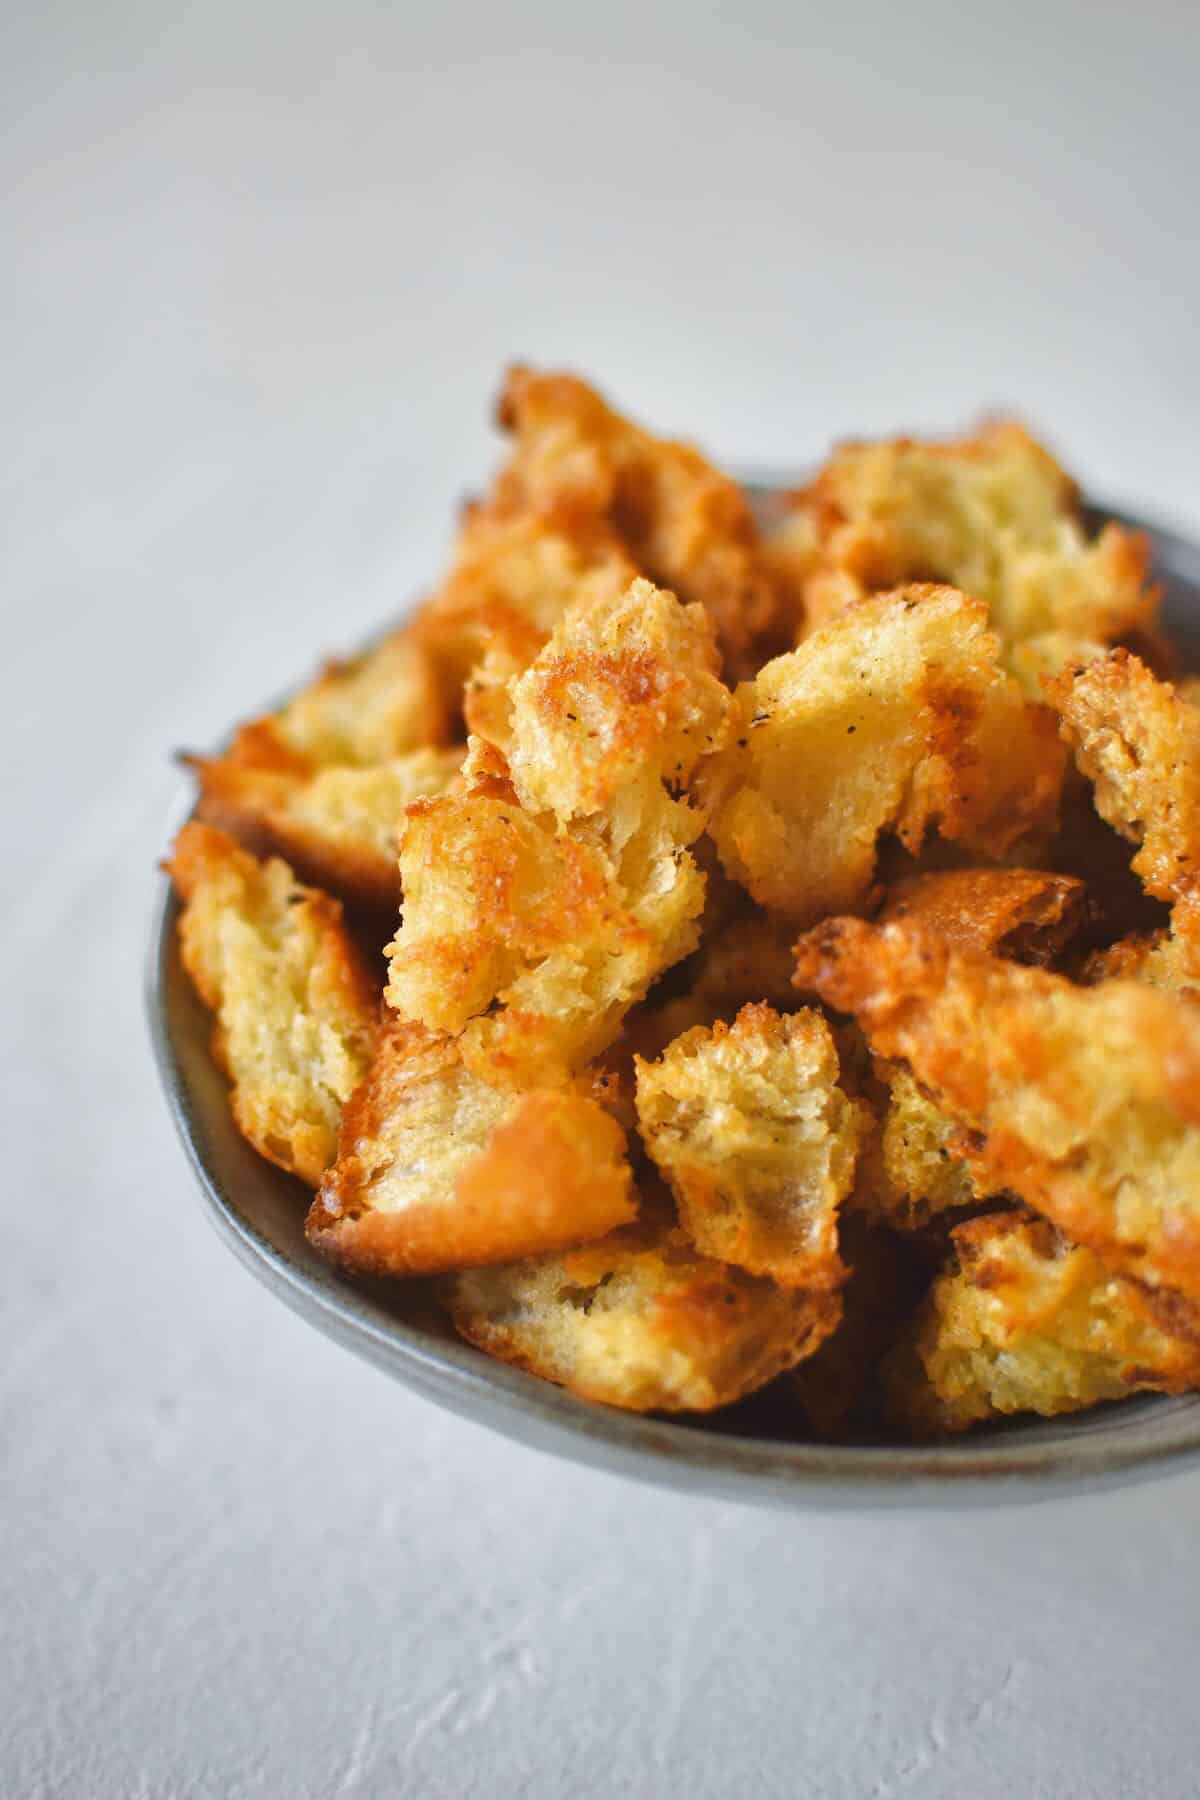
[149,494,1200,1509]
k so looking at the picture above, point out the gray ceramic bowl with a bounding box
[148,492,1200,1510]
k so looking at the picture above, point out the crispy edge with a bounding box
[495,365,783,671]
[696,584,1065,923]
[442,1215,843,1412]
[166,821,378,1186]
[794,915,1200,1300]
[877,867,1088,965]
[191,748,464,908]
[885,1210,1200,1435]
[306,1021,635,1276]
[634,1002,867,1287]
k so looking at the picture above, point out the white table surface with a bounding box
[6,3,1200,1794]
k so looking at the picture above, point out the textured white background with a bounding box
[6,3,1200,1795]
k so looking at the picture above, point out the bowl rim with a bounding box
[147,487,1200,1512]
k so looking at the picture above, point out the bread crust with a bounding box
[443,1212,842,1412]
[167,823,378,1185]
[493,365,784,671]
[635,1003,869,1286]
[886,1210,1200,1435]
[307,1020,635,1276]
[770,421,1155,651]
[794,916,1200,1303]
[697,585,1065,923]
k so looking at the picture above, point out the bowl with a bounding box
[148,491,1200,1510]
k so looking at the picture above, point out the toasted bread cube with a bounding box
[506,578,729,820]
[1082,928,1200,998]
[167,823,377,1185]
[415,507,639,738]
[886,1212,1200,1435]
[493,366,782,670]
[193,747,464,907]
[794,916,1200,1305]
[1049,649,1200,914]
[185,621,455,904]
[1006,630,1107,699]
[387,582,729,1078]
[696,586,1065,925]
[877,867,1086,966]
[306,1020,634,1276]
[258,629,449,767]
[777,422,1154,650]
[855,1064,981,1230]
[442,1213,842,1412]
[635,1004,869,1286]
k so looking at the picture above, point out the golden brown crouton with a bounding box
[635,1004,870,1286]
[855,1064,982,1230]
[167,823,378,1185]
[776,422,1154,651]
[506,576,729,820]
[885,1211,1200,1435]
[1006,630,1107,699]
[249,629,449,768]
[493,366,782,670]
[185,623,456,904]
[794,916,1200,1305]
[696,586,1065,924]
[386,582,730,1079]
[1049,649,1200,917]
[877,867,1087,966]
[193,747,465,908]
[415,506,639,741]
[442,1211,842,1412]
[306,1020,635,1276]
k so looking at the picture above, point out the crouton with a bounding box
[193,747,465,907]
[248,628,449,768]
[306,1019,634,1276]
[877,867,1087,965]
[855,1064,982,1230]
[635,1004,869,1286]
[777,421,1154,650]
[1049,649,1200,916]
[386,582,729,1078]
[794,916,1200,1304]
[885,1211,1200,1435]
[493,366,782,670]
[442,1210,842,1412]
[167,823,377,1184]
[696,586,1065,924]
[415,506,638,740]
